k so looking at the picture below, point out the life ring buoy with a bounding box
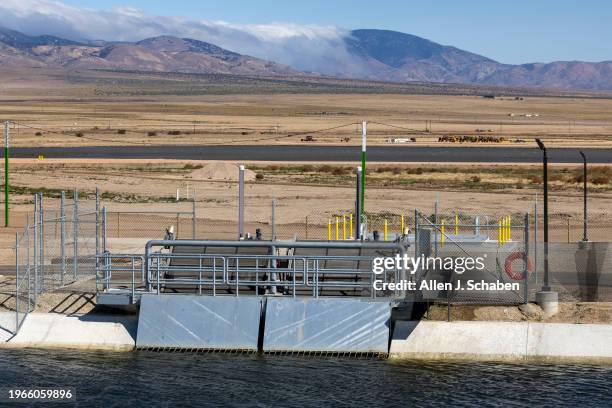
[504,252,533,280]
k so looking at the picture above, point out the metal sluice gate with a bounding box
[96,239,409,355]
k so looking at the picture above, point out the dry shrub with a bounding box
[332,167,348,176]
[298,164,315,172]
[530,175,543,184]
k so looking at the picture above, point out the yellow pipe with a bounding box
[441,220,445,247]
[327,219,331,241]
[384,219,388,241]
[342,215,347,240]
[349,214,353,239]
[400,215,405,234]
[335,217,339,241]
[455,210,459,235]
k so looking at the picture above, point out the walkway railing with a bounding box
[96,239,408,302]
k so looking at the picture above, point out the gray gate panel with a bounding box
[263,297,391,353]
[136,294,262,350]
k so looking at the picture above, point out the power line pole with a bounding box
[4,121,9,227]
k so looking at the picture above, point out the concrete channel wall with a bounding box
[2,312,611,363]
[0,313,136,351]
[390,321,612,363]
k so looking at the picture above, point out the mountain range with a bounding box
[0,26,611,91]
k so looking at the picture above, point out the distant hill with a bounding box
[340,29,612,90]
[0,26,610,91]
[0,29,299,76]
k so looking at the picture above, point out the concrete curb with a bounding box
[390,321,612,364]
[0,313,136,351]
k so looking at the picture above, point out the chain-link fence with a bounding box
[2,182,610,334]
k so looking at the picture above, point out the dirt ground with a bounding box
[1,68,612,148]
[425,302,612,324]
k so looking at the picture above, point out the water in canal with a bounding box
[1,349,610,407]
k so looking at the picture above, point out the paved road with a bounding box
[4,145,611,163]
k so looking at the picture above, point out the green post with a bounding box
[4,121,8,227]
[360,121,366,218]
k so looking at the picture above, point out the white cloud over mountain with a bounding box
[0,0,356,73]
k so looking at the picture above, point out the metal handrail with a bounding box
[96,239,407,299]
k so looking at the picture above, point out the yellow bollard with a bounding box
[335,217,339,241]
[400,215,405,235]
[507,216,512,241]
[505,217,509,243]
[327,219,331,241]
[441,220,446,247]
[342,215,347,240]
[384,219,388,241]
[455,210,459,236]
[498,219,503,245]
[349,214,353,239]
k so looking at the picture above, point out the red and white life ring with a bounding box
[504,252,533,280]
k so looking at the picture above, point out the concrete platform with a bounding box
[390,320,612,363]
[0,312,136,351]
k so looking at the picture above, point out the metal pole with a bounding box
[239,164,245,239]
[39,193,44,291]
[192,195,196,239]
[33,194,38,302]
[535,139,550,291]
[4,121,9,227]
[95,187,100,263]
[355,166,362,239]
[102,207,107,253]
[271,198,276,240]
[434,198,438,257]
[523,213,530,304]
[15,232,18,331]
[60,191,65,286]
[579,151,588,241]
[414,209,419,260]
[360,122,367,220]
[73,189,78,279]
[534,195,538,284]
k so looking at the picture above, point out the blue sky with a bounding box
[59,0,612,64]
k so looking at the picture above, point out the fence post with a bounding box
[271,198,276,240]
[39,193,44,292]
[434,200,438,256]
[33,194,38,305]
[15,232,19,332]
[60,191,65,286]
[192,196,196,239]
[238,165,245,239]
[355,166,362,239]
[414,209,419,259]
[524,213,530,304]
[95,187,100,260]
[73,188,78,279]
[102,207,107,253]
[534,197,538,284]
[26,221,31,311]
